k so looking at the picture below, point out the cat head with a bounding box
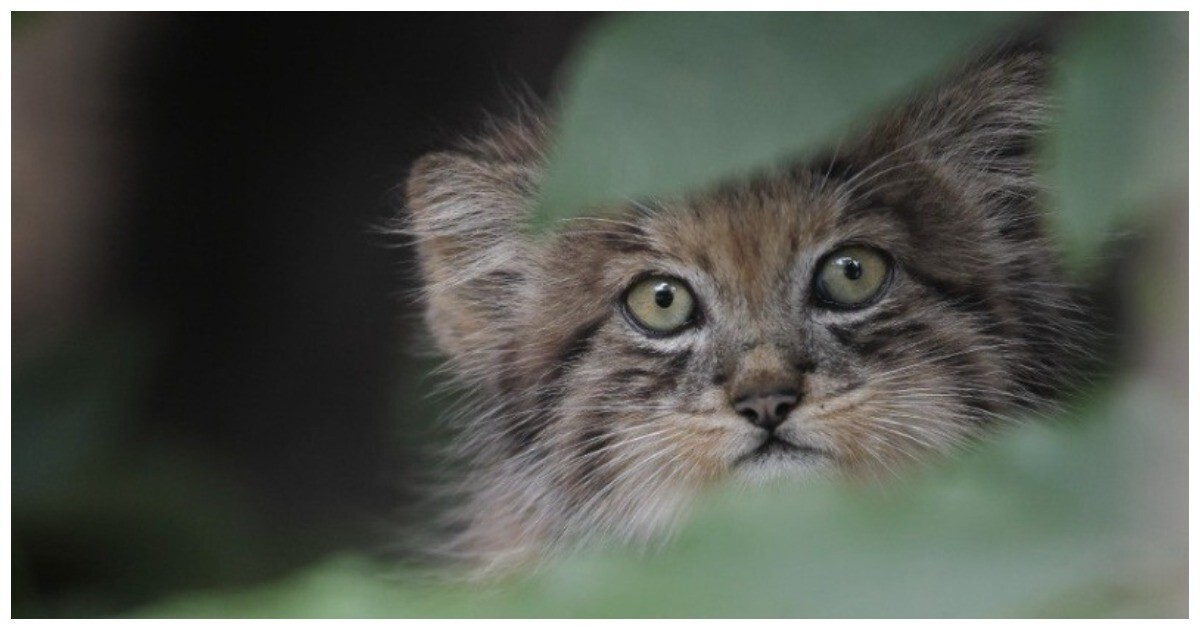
[404,47,1089,568]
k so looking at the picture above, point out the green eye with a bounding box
[814,245,890,307]
[623,276,696,334]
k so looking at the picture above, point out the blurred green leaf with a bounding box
[136,379,1179,617]
[1044,13,1187,269]
[534,12,1021,228]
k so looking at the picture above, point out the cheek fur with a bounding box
[802,308,1018,474]
[582,345,742,477]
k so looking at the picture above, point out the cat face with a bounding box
[404,48,1089,567]
[531,187,996,487]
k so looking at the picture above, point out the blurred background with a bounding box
[12,12,597,616]
[11,12,1187,618]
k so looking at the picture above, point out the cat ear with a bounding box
[857,46,1050,208]
[405,149,539,363]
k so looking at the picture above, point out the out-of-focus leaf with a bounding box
[136,381,1178,617]
[1043,13,1187,269]
[533,12,1021,228]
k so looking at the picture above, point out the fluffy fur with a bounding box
[401,44,1092,576]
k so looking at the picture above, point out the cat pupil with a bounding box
[841,258,863,281]
[654,284,674,308]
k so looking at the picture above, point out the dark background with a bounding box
[13,12,597,616]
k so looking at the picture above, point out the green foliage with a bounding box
[137,381,1181,617]
[535,12,1188,275]
[1042,13,1187,269]
[535,13,1022,228]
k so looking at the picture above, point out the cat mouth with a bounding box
[736,434,827,465]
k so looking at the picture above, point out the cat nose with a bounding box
[732,388,799,432]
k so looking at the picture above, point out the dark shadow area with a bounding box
[12,12,597,617]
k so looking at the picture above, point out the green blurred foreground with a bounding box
[139,374,1185,617]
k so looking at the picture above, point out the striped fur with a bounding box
[402,47,1093,577]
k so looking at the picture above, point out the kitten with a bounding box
[402,42,1091,576]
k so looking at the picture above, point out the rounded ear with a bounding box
[405,149,540,366]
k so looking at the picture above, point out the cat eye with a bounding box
[814,245,891,308]
[622,276,697,335]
